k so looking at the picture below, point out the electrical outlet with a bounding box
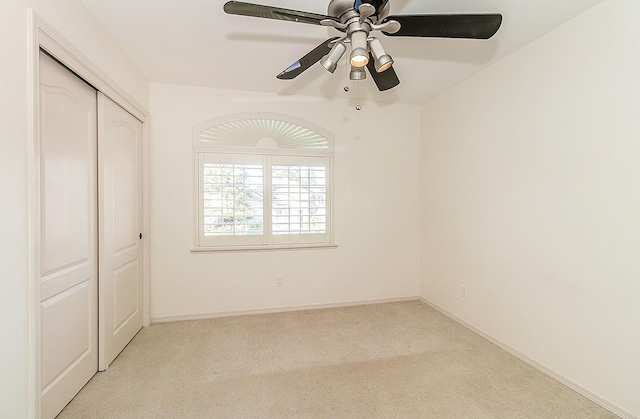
[461,285,468,298]
[276,276,284,287]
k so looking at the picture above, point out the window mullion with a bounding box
[198,153,205,247]
[288,166,292,235]
[264,155,272,245]
[232,164,236,237]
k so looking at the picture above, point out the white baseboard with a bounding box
[419,297,635,419]
[151,296,420,323]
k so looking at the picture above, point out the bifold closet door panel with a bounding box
[39,51,98,419]
[98,92,144,370]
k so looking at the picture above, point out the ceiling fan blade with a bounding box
[383,14,502,39]
[224,1,339,25]
[366,54,400,91]
[277,38,340,80]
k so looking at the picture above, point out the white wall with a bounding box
[420,0,640,417]
[0,1,148,417]
[150,83,420,319]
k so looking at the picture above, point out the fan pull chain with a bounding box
[344,60,350,93]
[345,59,349,86]
[343,55,362,111]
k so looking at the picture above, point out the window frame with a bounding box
[191,113,336,252]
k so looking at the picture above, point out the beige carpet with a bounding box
[58,301,617,419]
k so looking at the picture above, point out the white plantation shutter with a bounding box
[199,153,265,246]
[194,113,334,250]
[271,156,330,245]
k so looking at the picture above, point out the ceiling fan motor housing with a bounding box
[328,0,390,23]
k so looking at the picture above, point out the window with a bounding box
[193,113,334,251]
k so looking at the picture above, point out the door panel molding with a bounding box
[41,280,92,389]
[40,262,93,301]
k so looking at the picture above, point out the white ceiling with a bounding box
[81,0,604,105]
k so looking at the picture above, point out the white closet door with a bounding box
[98,93,144,370]
[39,51,98,419]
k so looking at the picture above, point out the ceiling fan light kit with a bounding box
[348,31,370,68]
[320,41,347,73]
[223,0,503,91]
[349,66,367,81]
[368,37,393,73]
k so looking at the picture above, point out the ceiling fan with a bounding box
[224,0,502,91]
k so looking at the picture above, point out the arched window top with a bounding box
[193,112,334,151]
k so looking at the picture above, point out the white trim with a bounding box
[26,10,41,419]
[142,113,151,328]
[193,151,200,250]
[27,10,151,417]
[152,296,419,323]
[191,243,338,253]
[418,297,636,419]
